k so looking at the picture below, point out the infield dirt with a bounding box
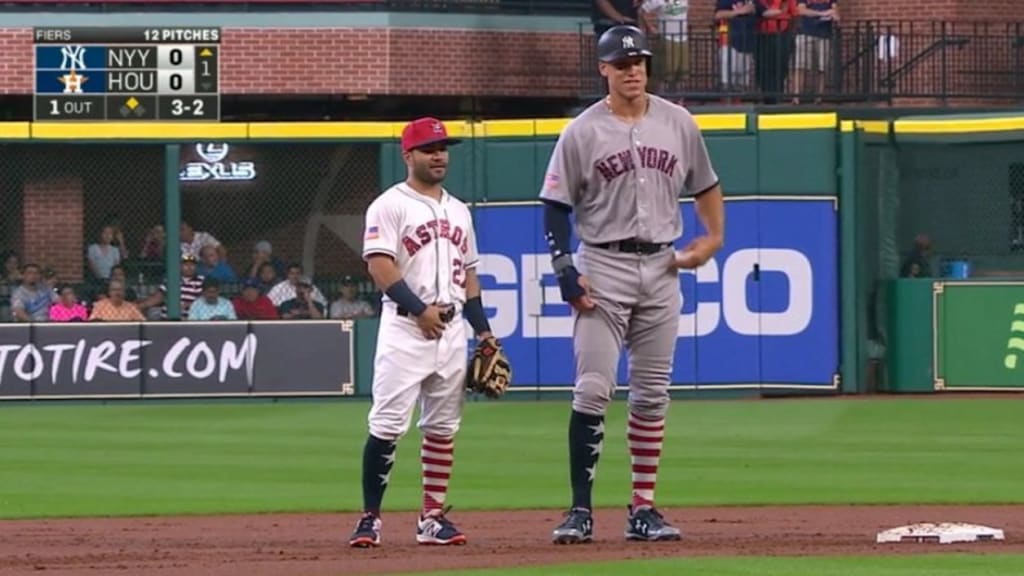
[1,504,1022,575]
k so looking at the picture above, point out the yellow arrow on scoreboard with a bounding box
[200,48,213,57]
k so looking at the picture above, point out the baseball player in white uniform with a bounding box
[349,117,494,549]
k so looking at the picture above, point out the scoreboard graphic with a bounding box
[33,27,221,122]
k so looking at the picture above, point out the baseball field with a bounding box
[1,394,1022,575]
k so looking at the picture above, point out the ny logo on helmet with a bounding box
[622,36,636,49]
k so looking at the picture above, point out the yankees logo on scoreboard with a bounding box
[32,26,222,122]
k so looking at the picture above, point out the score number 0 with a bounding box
[164,48,212,91]
[167,48,186,91]
[164,48,207,117]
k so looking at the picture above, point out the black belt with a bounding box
[591,239,672,255]
[397,305,456,323]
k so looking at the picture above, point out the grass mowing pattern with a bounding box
[398,554,1024,576]
[0,397,1020,519]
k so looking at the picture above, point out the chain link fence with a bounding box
[0,142,383,324]
[856,135,1024,390]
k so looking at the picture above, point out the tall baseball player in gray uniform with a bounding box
[541,25,725,544]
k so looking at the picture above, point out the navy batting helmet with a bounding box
[596,25,653,63]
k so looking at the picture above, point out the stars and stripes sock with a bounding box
[568,410,605,511]
[628,411,665,509]
[422,435,455,515]
[361,434,397,517]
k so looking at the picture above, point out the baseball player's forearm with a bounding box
[463,269,492,338]
[542,200,575,273]
[367,255,428,316]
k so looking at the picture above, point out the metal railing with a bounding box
[579,20,1024,104]
[0,0,591,15]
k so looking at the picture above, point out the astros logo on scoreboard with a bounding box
[58,69,89,93]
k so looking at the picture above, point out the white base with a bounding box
[876,522,1005,544]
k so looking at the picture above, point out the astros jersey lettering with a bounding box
[540,94,719,244]
[363,184,480,309]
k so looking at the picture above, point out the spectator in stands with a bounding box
[188,278,237,321]
[715,0,757,96]
[108,265,138,302]
[49,284,88,322]
[278,277,325,320]
[141,225,166,261]
[197,244,238,283]
[329,275,376,320]
[754,0,798,104]
[180,221,225,261]
[267,263,326,307]
[10,263,55,323]
[86,224,127,281]
[83,264,137,304]
[246,240,286,280]
[2,250,22,285]
[42,267,60,296]
[593,0,640,38]
[89,280,146,322]
[640,0,688,93]
[900,234,933,278]
[793,0,838,104]
[137,253,205,320]
[255,262,279,295]
[232,277,279,320]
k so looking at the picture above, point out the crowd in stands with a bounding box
[595,0,839,104]
[0,221,379,324]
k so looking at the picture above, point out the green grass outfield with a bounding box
[400,554,1024,576]
[0,396,1021,519]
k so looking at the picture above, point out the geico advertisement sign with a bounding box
[469,199,839,387]
[475,248,812,340]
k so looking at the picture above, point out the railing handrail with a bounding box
[578,19,1024,105]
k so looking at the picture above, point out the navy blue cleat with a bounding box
[349,513,382,548]
[624,505,682,542]
[416,507,468,546]
[552,507,594,544]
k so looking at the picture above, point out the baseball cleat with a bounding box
[552,507,594,544]
[349,512,382,548]
[624,505,682,542]
[416,507,468,545]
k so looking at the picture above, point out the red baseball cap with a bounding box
[400,117,461,152]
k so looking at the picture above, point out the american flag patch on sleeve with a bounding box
[365,225,379,240]
[544,172,560,189]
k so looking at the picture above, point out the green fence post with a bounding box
[164,143,182,320]
[839,122,860,394]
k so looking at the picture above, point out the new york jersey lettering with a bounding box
[594,146,679,185]
[402,218,470,257]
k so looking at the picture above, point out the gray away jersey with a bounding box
[539,94,719,245]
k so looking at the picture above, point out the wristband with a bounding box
[463,296,491,335]
[385,279,428,316]
[552,253,575,276]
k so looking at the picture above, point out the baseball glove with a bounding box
[466,336,512,398]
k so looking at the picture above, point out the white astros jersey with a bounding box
[539,94,719,244]
[362,183,479,308]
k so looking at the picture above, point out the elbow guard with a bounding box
[543,201,574,275]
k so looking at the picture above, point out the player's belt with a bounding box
[396,305,456,323]
[590,240,672,255]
